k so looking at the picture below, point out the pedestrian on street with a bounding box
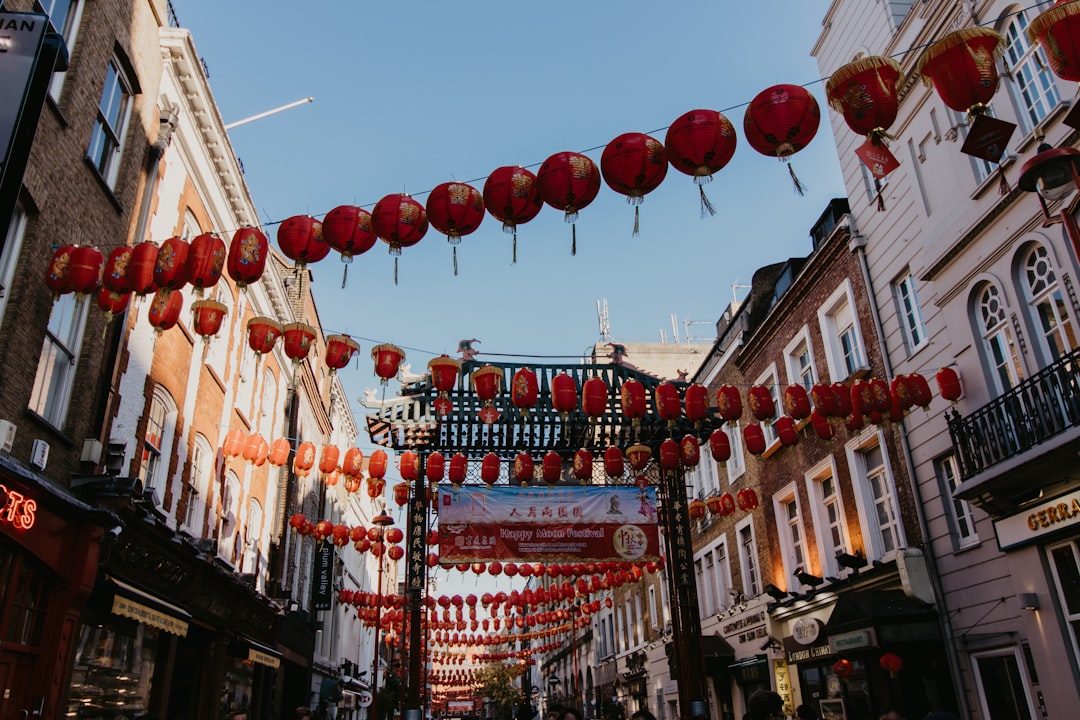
[631,710,656,720]
[295,707,313,720]
[796,704,818,720]
[878,710,904,720]
[747,690,786,720]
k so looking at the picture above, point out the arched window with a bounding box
[244,499,264,575]
[219,471,241,561]
[184,434,213,535]
[977,284,1024,393]
[139,387,178,503]
[1022,244,1076,363]
[1003,7,1061,133]
[260,369,279,438]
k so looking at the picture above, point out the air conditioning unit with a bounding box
[80,439,103,464]
[0,420,15,453]
[30,439,49,470]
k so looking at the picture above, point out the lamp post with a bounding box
[369,510,394,720]
[1018,140,1080,261]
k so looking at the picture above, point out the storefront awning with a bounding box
[244,638,282,668]
[823,589,936,637]
[109,576,190,637]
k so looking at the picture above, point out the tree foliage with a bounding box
[474,662,523,719]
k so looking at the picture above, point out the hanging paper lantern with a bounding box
[312,520,333,542]
[368,449,389,479]
[342,447,364,477]
[268,438,291,467]
[783,384,812,420]
[658,439,680,471]
[426,182,485,275]
[833,659,854,680]
[481,452,501,487]
[743,424,767,456]
[372,193,428,282]
[247,317,282,357]
[620,378,647,426]
[909,373,933,409]
[102,246,133,293]
[482,166,542,263]
[542,452,562,485]
[65,245,104,298]
[324,334,360,374]
[581,376,608,422]
[832,382,853,417]
[319,446,341,476]
[572,450,593,483]
[222,428,245,458]
[890,376,916,413]
[1029,3,1080,82]
[654,381,681,428]
[845,411,866,433]
[96,288,130,322]
[600,132,668,235]
[917,28,1004,117]
[717,385,743,423]
[366,477,385,499]
[127,241,159,296]
[709,429,731,463]
[683,383,709,427]
[511,366,538,416]
[44,245,76,298]
[147,288,183,335]
[322,205,376,285]
[513,452,535,486]
[688,499,707,521]
[227,226,269,289]
[936,367,962,402]
[153,236,190,291]
[748,385,776,423]
[719,492,737,517]
[705,495,724,516]
[743,84,820,194]
[399,450,419,481]
[449,452,468,485]
[736,488,760,511]
[372,343,405,385]
[879,651,903,677]
[680,435,701,468]
[293,441,316,477]
[186,233,226,295]
[625,444,651,471]
[775,416,799,447]
[471,364,505,424]
[604,447,625,479]
[551,373,578,419]
[190,299,227,341]
[282,322,316,363]
[393,481,410,507]
[811,383,840,417]
[288,513,307,533]
[664,109,737,216]
[428,355,462,417]
[536,151,601,254]
[810,411,835,441]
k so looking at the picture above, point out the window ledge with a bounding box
[83,156,124,213]
[970,153,1017,201]
[45,93,69,127]
[905,340,931,362]
[23,407,76,446]
[952,538,982,554]
[1016,99,1073,155]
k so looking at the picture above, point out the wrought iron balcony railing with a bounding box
[947,346,1080,480]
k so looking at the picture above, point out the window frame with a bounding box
[773,482,808,583]
[970,647,1038,720]
[1049,539,1080,666]
[724,420,746,481]
[43,0,85,101]
[0,206,28,326]
[184,434,213,535]
[975,283,1025,394]
[87,56,134,188]
[893,271,929,354]
[736,515,760,598]
[783,325,818,390]
[28,291,89,428]
[754,364,781,448]
[817,280,868,381]
[934,453,979,550]
[845,430,905,562]
[1002,7,1062,135]
[1020,243,1077,365]
[806,457,851,578]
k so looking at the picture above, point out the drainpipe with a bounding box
[847,215,972,720]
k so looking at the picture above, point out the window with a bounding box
[847,438,904,561]
[695,558,709,615]
[724,421,745,480]
[185,435,213,534]
[138,388,176,502]
[935,454,978,548]
[648,586,658,629]
[28,291,89,427]
[893,272,928,352]
[243,499,263,576]
[1003,8,1061,133]
[43,0,85,101]
[260,369,279,437]
[971,649,1036,720]
[659,571,671,626]
[755,367,781,446]
[712,541,730,611]
[88,58,133,187]
[219,471,241,561]
[818,281,867,381]
[1022,244,1076,363]
[0,206,27,324]
[1050,540,1080,666]
[737,517,760,597]
[784,327,817,390]
[977,284,1024,393]
[774,484,808,581]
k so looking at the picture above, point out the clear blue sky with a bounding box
[177,0,845,426]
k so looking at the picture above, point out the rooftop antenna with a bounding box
[224,97,314,130]
[731,280,752,304]
[670,313,681,344]
[597,299,611,342]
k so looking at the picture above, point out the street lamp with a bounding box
[369,510,394,720]
[1018,141,1080,262]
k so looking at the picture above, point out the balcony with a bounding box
[948,347,1080,510]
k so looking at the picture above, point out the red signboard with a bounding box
[0,483,37,530]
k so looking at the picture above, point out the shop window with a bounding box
[0,546,49,649]
[934,453,979,549]
[975,283,1025,395]
[28,290,89,428]
[87,56,134,188]
[1020,243,1076,365]
[65,621,160,717]
[971,648,1036,720]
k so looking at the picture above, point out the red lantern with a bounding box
[102,246,133,293]
[268,438,291,467]
[654,382,681,428]
[684,383,708,427]
[542,452,562,485]
[66,245,103,298]
[227,226,268,289]
[481,453,501,487]
[890,375,916,413]
[426,182,485,274]
[720,492,736,516]
[342,447,364,477]
[1029,3,1080,82]
[600,132,668,235]
[282,322,316,363]
[277,215,328,268]
[909,373,933,409]
[190,299,227,340]
[626,444,651,471]
[936,367,962,402]
[222,428,245,458]
[833,382,853,417]
[743,84,820,194]
[918,28,1004,116]
[510,366,538,416]
[318,445,340,475]
[368,449,389,480]
[428,355,462,417]
[294,442,316,477]
[604,447,625,480]
[664,109,737,216]
[582,377,608,422]
[551,373,578,419]
[680,435,701,468]
[393,481,410,507]
[482,166,542,263]
[833,659,854,680]
[775,416,799,447]
[825,56,903,141]
[572,450,592,483]
[322,205,376,283]
[513,453,535,486]
[372,193,428,282]
[536,151,601,254]
[783,384,812,420]
[688,499,707,521]
[620,378,647,425]
[313,520,333,542]
[743,424,767,456]
[372,343,405,384]
[325,334,360,374]
[658,438,680,471]
[810,411,835,441]
[247,317,282,357]
[705,495,724,515]
[472,364,505,424]
[399,450,419,481]
[44,245,76,298]
[811,383,840,417]
[127,241,159,296]
[449,453,468,485]
[717,385,743,423]
[147,288,183,335]
[153,236,190,291]
[187,233,226,295]
[879,651,903,677]
[96,288,130,322]
[748,385,776,423]
[709,429,731,463]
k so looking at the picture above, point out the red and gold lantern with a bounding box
[319,445,340,475]
[96,288,130,322]
[426,182,485,274]
[720,492,736,516]
[472,364,505,424]
[44,245,76,298]
[449,453,468,486]
[510,366,538,416]
[342,447,364,478]
[147,288,183,335]
[811,383,840,417]
[481,452,501,487]
[482,166,542,263]
[783,384,812,420]
[910,373,933,409]
[551,372,578,419]
[368,449,389,480]
[743,84,820,194]
[936,367,962,402]
[918,28,1004,118]
[706,495,724,515]
[810,411,835,441]
[600,132,668,235]
[268,438,291,467]
[1029,2,1080,82]
[748,385,776,423]
[513,452,535,486]
[102,246,133,293]
[664,109,737,215]
[393,481,410,507]
[428,355,462,417]
[426,452,445,482]
[620,378,647,426]
[293,441,316,477]
[247,317,282,357]
[128,241,159,296]
[626,444,651,471]
[399,450,419,481]
[324,334,359,374]
[187,233,226,295]
[227,226,268,289]
[222,428,245,458]
[282,322,316,364]
[833,659,854,680]
[684,383,708,427]
[680,435,701,468]
[775,416,799,447]
[536,151,601,254]
[709,429,731,463]
[542,452,562,485]
[372,193,428,283]
[879,651,903,678]
[572,450,592,483]
[153,236,190,291]
[658,438,680,471]
[604,446,625,480]
[582,376,608,422]
[743,424,767,456]
[322,205,376,283]
[372,343,405,385]
[190,299,227,341]
[67,245,104,297]
[717,385,743,423]
[688,498,707,521]
[654,381,681,428]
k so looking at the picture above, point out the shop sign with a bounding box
[112,594,189,637]
[247,647,280,668]
[772,659,794,716]
[0,483,36,530]
[312,540,333,610]
[722,607,768,648]
[878,621,938,644]
[829,629,875,653]
[0,12,47,165]
[994,489,1080,551]
[791,617,823,645]
[357,690,374,708]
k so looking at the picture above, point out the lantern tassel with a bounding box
[512,227,517,264]
[997,164,1011,196]
[699,185,717,218]
[394,257,399,286]
[571,224,577,256]
[341,263,348,290]
[453,246,458,276]
[874,178,886,211]
[633,206,641,237]
[788,161,807,196]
